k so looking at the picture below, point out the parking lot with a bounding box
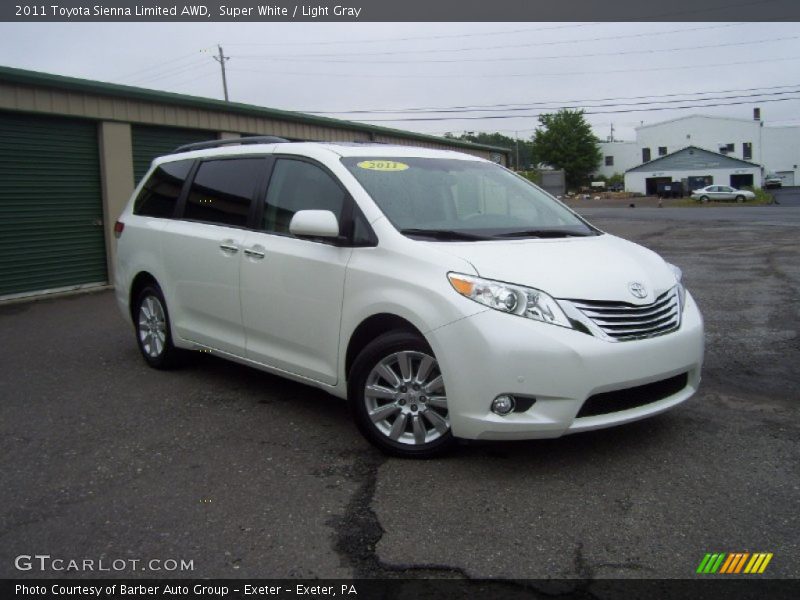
[1,205,798,581]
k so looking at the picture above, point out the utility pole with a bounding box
[515,131,520,171]
[213,44,230,102]
[609,123,615,143]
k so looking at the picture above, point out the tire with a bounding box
[736,195,745,203]
[134,284,182,369]
[700,195,709,203]
[348,330,455,458]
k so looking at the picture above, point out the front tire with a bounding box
[134,284,181,369]
[348,331,455,458]
[700,195,709,203]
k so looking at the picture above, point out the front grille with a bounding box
[577,372,689,418]
[567,288,680,341]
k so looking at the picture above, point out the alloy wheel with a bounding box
[364,350,449,445]
[138,295,167,358]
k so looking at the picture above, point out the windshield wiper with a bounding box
[399,228,493,241]
[492,229,593,239]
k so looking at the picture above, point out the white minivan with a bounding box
[115,138,704,458]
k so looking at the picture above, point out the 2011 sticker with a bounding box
[357,160,409,172]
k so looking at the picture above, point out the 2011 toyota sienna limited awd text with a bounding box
[115,137,704,458]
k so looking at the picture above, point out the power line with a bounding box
[236,34,800,65]
[306,83,800,115]
[119,49,212,81]
[351,95,800,122]
[326,89,800,117]
[129,59,210,86]
[241,23,748,60]
[225,55,800,81]
[223,22,601,47]
[218,1,780,48]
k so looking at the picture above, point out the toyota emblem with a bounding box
[628,282,647,299]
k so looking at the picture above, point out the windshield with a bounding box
[342,157,597,240]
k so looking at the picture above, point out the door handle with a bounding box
[244,246,266,260]
[219,241,240,254]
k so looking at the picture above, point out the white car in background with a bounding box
[114,138,704,458]
[691,185,755,202]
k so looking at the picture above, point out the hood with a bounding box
[434,234,677,303]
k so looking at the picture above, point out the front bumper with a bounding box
[428,292,704,440]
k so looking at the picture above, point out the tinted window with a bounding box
[184,158,265,227]
[263,159,345,234]
[352,208,376,246]
[134,160,192,218]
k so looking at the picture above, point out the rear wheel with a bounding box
[134,285,181,369]
[349,331,455,458]
[736,195,745,203]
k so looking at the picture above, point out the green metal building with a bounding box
[0,66,509,300]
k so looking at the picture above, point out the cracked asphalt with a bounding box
[1,203,798,582]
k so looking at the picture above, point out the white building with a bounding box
[596,113,799,190]
[624,146,761,196]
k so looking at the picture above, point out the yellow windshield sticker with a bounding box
[357,160,409,172]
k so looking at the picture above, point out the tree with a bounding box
[531,109,601,188]
[444,131,535,170]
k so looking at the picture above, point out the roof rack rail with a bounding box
[172,136,290,153]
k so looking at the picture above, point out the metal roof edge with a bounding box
[0,64,510,156]
[635,114,759,130]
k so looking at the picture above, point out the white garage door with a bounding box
[776,171,795,187]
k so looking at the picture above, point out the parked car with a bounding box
[115,137,704,458]
[690,185,755,202]
[763,175,783,189]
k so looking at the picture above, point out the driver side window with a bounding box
[263,159,346,235]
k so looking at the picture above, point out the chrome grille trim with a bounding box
[560,288,681,342]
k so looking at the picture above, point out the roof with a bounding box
[636,114,760,130]
[626,146,761,173]
[155,141,487,165]
[0,65,510,156]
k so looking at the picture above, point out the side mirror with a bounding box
[289,210,340,239]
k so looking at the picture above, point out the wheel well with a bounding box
[345,314,424,378]
[129,272,158,321]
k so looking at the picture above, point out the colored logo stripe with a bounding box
[697,553,726,573]
[697,552,773,574]
[745,553,773,574]
[720,553,749,573]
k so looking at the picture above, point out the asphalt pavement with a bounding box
[772,186,800,207]
[1,207,798,582]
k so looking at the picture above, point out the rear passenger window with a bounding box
[134,160,192,218]
[263,159,346,234]
[183,158,265,227]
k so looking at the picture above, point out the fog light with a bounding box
[491,394,515,416]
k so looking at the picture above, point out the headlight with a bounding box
[448,273,572,328]
[667,263,686,311]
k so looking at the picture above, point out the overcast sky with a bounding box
[1,21,799,141]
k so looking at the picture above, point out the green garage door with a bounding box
[132,125,213,184]
[0,112,107,298]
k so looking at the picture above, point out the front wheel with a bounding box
[348,331,455,458]
[134,284,181,369]
[700,195,709,203]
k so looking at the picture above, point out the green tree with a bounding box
[444,131,535,170]
[531,109,601,188]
